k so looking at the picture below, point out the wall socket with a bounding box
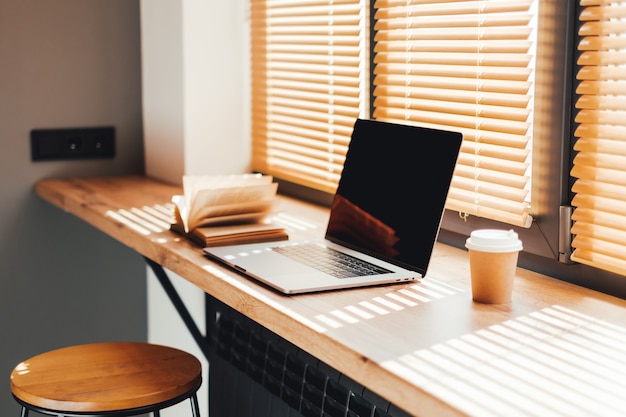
[31,127,115,161]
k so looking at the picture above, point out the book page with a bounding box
[174,174,278,232]
[187,183,278,230]
[183,174,272,209]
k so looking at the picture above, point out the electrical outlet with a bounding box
[30,127,115,161]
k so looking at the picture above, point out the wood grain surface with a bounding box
[11,342,201,412]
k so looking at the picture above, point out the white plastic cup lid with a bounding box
[465,229,523,253]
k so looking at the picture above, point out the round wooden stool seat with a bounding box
[10,342,202,417]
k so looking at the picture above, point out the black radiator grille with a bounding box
[214,312,410,417]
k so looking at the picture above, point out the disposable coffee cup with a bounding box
[465,229,523,304]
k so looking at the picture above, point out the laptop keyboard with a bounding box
[273,244,392,278]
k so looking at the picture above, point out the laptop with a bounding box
[203,119,462,294]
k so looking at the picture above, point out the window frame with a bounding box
[438,1,571,268]
[269,0,626,300]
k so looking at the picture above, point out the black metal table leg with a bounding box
[144,257,210,360]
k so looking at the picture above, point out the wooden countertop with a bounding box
[35,175,626,417]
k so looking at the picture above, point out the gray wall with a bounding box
[0,1,145,415]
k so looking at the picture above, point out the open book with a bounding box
[170,174,288,247]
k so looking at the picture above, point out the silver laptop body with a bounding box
[204,119,463,294]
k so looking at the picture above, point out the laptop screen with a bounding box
[325,119,462,275]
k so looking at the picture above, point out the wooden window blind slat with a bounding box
[252,0,537,228]
[372,0,536,227]
[251,0,368,195]
[571,0,626,276]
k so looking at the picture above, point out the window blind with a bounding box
[372,0,536,228]
[250,0,368,194]
[571,0,626,276]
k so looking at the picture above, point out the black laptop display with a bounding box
[326,118,463,275]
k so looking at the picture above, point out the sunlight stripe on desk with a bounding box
[385,292,418,307]
[201,263,328,333]
[372,296,404,311]
[117,209,164,233]
[298,279,462,333]
[130,207,171,230]
[106,210,152,235]
[105,204,176,236]
[315,314,342,329]
[358,301,389,315]
[493,322,626,398]
[329,309,359,324]
[420,279,463,294]
[382,305,626,417]
[410,284,445,299]
[344,305,375,319]
[398,288,431,303]
[141,204,175,224]
[151,202,175,215]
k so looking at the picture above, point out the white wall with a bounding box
[140,0,185,182]
[141,0,250,182]
[181,0,251,176]
[140,2,251,416]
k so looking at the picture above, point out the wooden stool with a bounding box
[10,342,202,417]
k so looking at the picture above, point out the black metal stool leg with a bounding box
[190,393,200,417]
[19,406,28,417]
[153,410,160,417]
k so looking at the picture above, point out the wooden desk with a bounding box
[35,176,626,417]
